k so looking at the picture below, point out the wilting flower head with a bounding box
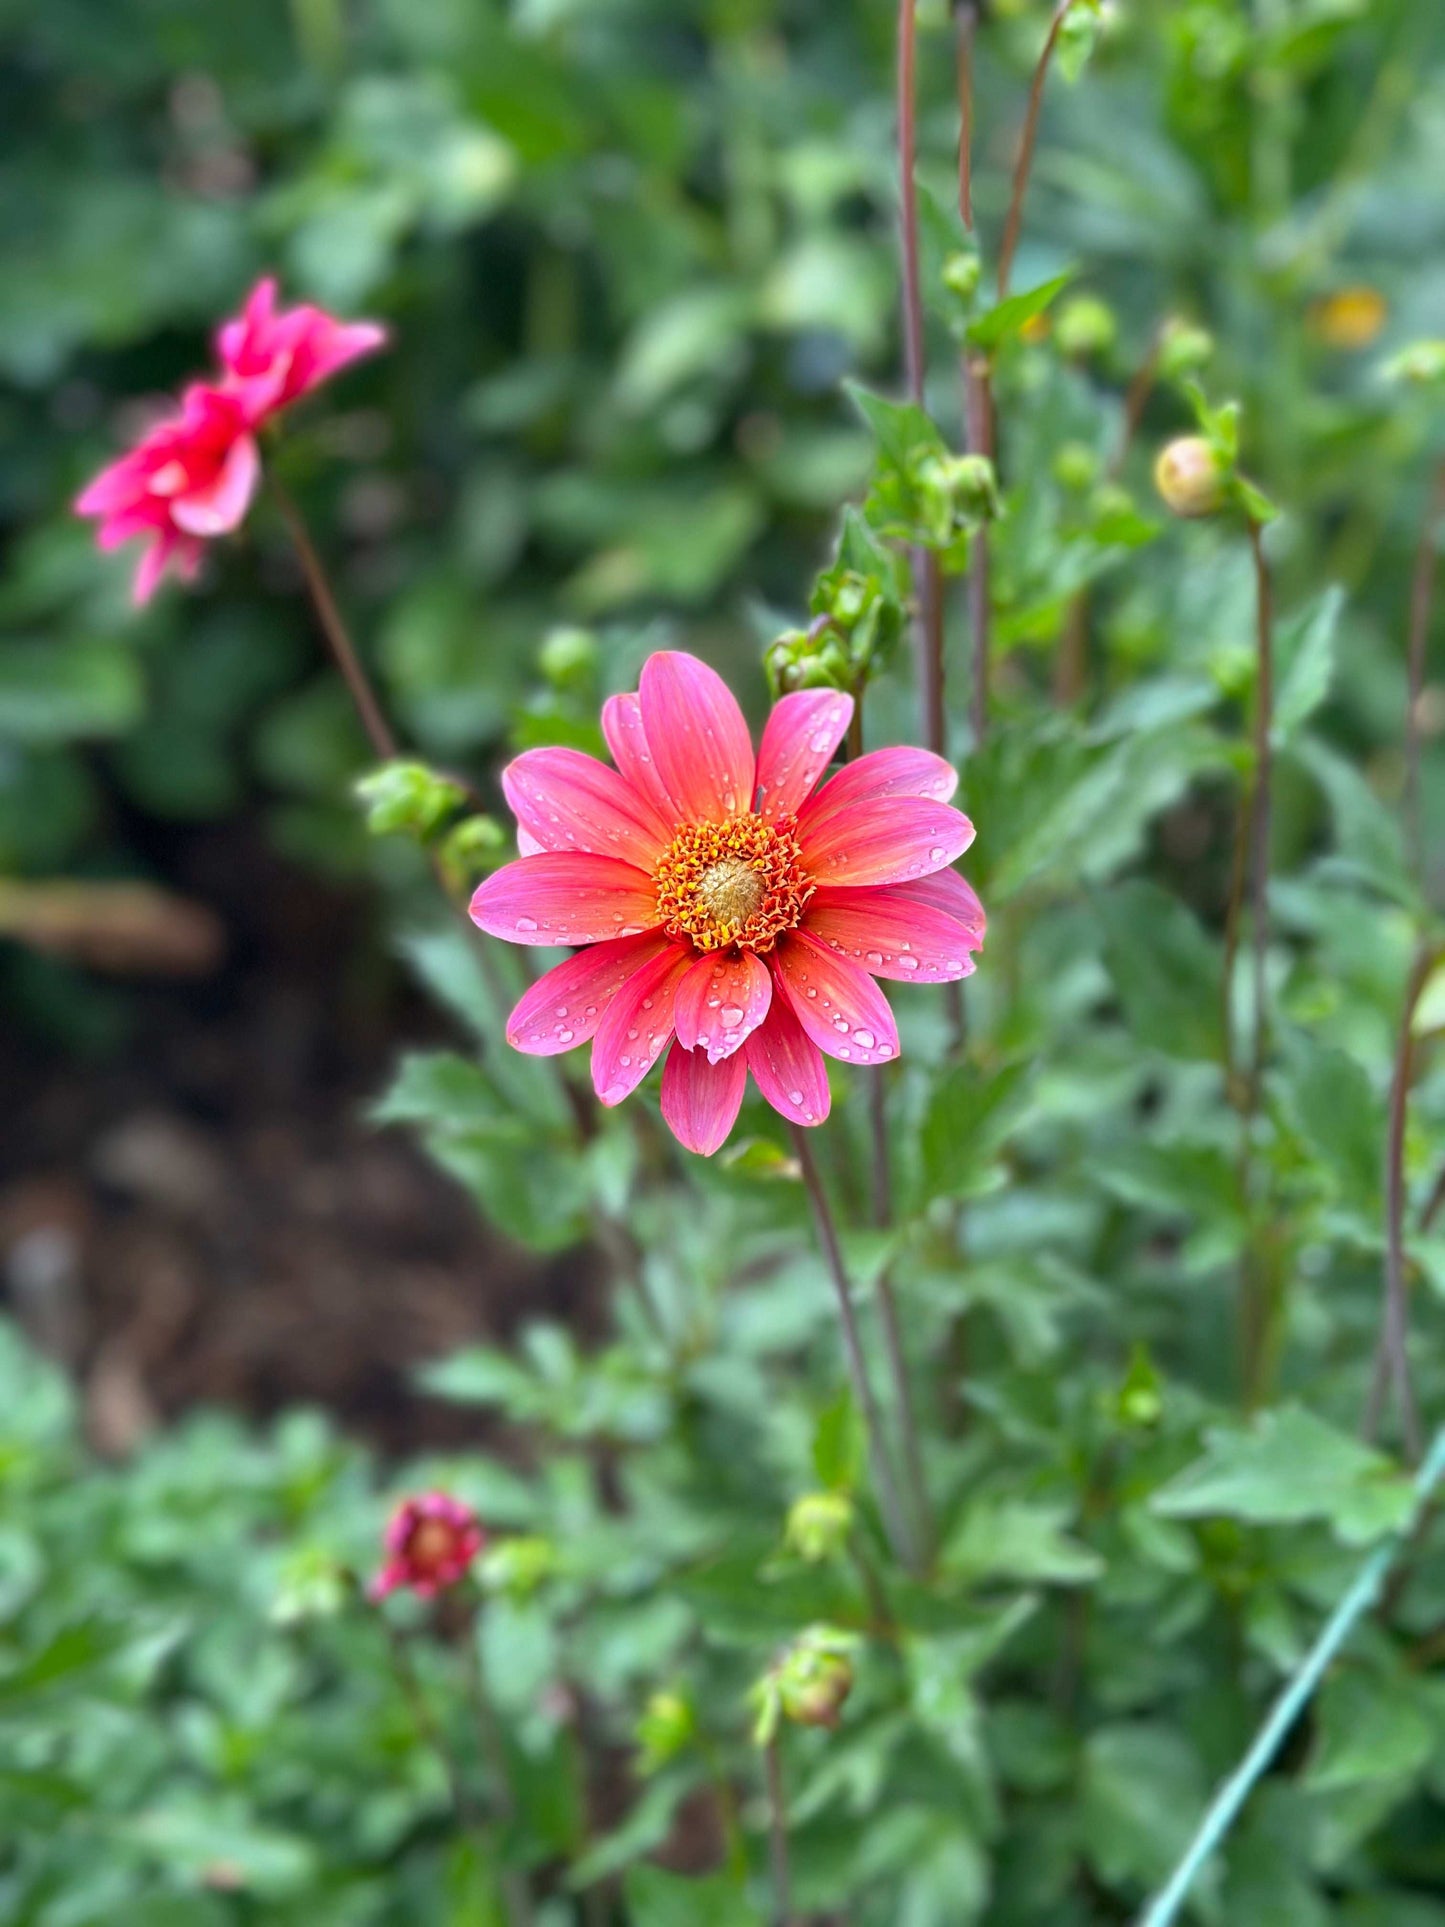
[369,1493,485,1601]
[73,383,259,605]
[471,651,984,1156]
[216,276,387,428]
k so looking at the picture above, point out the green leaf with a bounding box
[1153,1407,1414,1546]
[1272,587,1343,744]
[0,641,144,745]
[966,272,1074,352]
[812,1388,863,1493]
[1307,1667,1433,1791]
[919,1060,1031,1202]
[1081,1724,1208,1891]
[942,1498,1103,1587]
[623,1865,761,1927]
[1097,881,1224,1062]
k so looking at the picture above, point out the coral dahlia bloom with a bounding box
[370,1493,485,1601]
[217,276,387,428]
[471,652,985,1156]
[73,382,260,606]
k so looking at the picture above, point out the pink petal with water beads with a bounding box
[502,746,671,868]
[506,930,675,1055]
[804,883,984,982]
[744,996,831,1129]
[673,949,772,1064]
[638,651,756,824]
[893,867,988,943]
[660,1039,748,1155]
[753,689,854,820]
[797,745,960,833]
[796,796,975,889]
[591,943,694,1106]
[771,930,901,1067]
[601,692,677,824]
[471,853,660,946]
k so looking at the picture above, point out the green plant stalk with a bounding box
[791,1124,920,1573]
[763,1736,794,1927]
[1138,1424,1445,1927]
[1405,459,1445,883]
[380,1615,481,1836]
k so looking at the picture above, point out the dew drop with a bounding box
[854,1028,875,1050]
[720,1005,744,1026]
[788,1089,804,1105]
[900,955,920,972]
[865,950,884,968]
[929,847,945,863]
[516,916,538,933]
[557,1027,575,1043]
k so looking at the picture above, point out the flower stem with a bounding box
[269,474,398,762]
[462,1613,536,1927]
[996,0,1076,303]
[1245,519,1274,1115]
[954,5,992,751]
[380,1615,478,1833]
[763,1738,794,1927]
[790,1124,920,1572]
[1363,941,1436,1459]
[1405,458,1445,883]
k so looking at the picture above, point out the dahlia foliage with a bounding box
[75,278,384,604]
[472,651,984,1155]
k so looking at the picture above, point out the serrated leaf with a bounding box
[1273,586,1343,744]
[966,273,1074,352]
[1097,881,1224,1062]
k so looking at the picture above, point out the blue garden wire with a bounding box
[1138,1425,1445,1927]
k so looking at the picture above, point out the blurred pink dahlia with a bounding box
[74,382,259,606]
[370,1493,485,1601]
[216,276,387,428]
[472,651,984,1156]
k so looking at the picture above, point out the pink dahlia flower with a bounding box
[73,382,260,606]
[369,1493,485,1601]
[471,651,985,1157]
[216,276,387,428]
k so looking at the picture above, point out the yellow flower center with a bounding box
[654,813,812,954]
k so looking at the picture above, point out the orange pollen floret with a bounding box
[653,812,813,954]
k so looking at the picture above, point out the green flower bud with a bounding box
[1115,1344,1163,1431]
[271,1547,353,1626]
[942,249,982,305]
[1053,440,1100,492]
[356,761,467,841]
[1055,294,1117,361]
[538,625,599,689]
[1089,480,1136,527]
[1382,339,1445,388]
[1157,318,1215,382]
[438,814,508,891]
[478,1535,557,1600]
[773,1626,858,1731]
[943,453,999,521]
[636,1689,696,1773]
[785,1492,854,1564]
[1154,435,1226,518]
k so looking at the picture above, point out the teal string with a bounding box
[1137,1425,1445,1927]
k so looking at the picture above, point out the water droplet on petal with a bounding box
[516,916,538,933]
[720,1005,744,1026]
[854,1028,875,1050]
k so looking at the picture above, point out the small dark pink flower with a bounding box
[73,382,259,606]
[369,1493,485,1601]
[471,651,985,1157]
[216,276,387,429]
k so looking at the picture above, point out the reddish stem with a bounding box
[997,0,1075,301]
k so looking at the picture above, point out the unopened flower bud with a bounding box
[636,1689,696,1773]
[1383,339,1445,387]
[774,1627,858,1730]
[356,761,466,841]
[271,1547,353,1625]
[785,1492,854,1564]
[942,249,982,305]
[1053,441,1099,492]
[943,453,999,520]
[1154,436,1226,518]
[1055,294,1117,361]
[538,625,599,689]
[478,1535,557,1601]
[1158,318,1214,381]
[1114,1345,1163,1431]
[765,627,850,699]
[438,814,507,890]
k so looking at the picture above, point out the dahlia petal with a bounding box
[170,432,260,536]
[886,869,987,944]
[673,949,772,1064]
[745,996,831,1128]
[505,930,673,1055]
[660,1039,748,1155]
[502,747,671,868]
[591,944,693,1106]
[805,884,984,982]
[471,853,660,946]
[601,692,677,824]
[797,796,975,888]
[798,746,960,836]
[638,651,756,823]
[753,689,854,820]
[131,533,174,607]
[217,276,278,367]
[772,931,901,1066]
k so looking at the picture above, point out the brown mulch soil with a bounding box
[0,819,596,1458]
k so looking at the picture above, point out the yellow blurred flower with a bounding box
[1309,285,1388,350]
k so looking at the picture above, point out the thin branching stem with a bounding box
[380,1615,479,1832]
[1405,458,1445,882]
[763,1738,794,1927]
[791,1124,919,1571]
[1245,519,1275,1111]
[1363,941,1436,1459]
[996,0,1075,302]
